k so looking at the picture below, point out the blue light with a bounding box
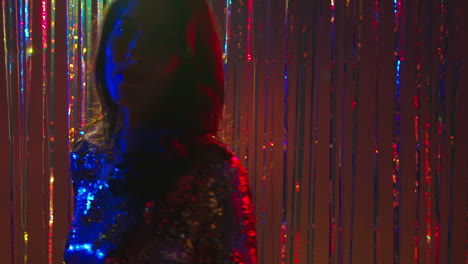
[396,59,401,85]
[67,149,133,262]
[96,251,105,259]
[84,192,95,214]
[77,187,86,196]
[67,243,105,260]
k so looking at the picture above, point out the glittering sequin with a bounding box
[64,136,257,263]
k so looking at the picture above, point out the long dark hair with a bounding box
[92,0,225,144]
[88,0,226,200]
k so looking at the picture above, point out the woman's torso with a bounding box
[64,135,239,263]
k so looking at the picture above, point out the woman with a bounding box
[64,0,257,263]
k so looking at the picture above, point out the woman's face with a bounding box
[105,0,184,110]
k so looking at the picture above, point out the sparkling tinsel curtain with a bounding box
[0,0,466,263]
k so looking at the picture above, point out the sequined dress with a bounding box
[64,135,257,263]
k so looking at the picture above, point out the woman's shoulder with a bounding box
[70,121,112,172]
[195,135,236,166]
[195,135,247,187]
[190,136,256,261]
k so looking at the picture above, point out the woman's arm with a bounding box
[194,156,257,264]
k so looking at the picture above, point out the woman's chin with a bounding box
[115,97,141,109]
[115,86,142,106]
[111,82,165,114]
[114,95,156,118]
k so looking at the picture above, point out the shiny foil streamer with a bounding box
[21,0,33,261]
[281,1,290,263]
[220,0,230,143]
[86,0,93,116]
[67,0,80,145]
[434,1,449,263]
[40,0,54,263]
[244,0,253,205]
[1,1,466,263]
[446,45,460,264]
[307,1,320,263]
[329,0,337,262]
[423,0,434,263]
[337,1,344,262]
[48,0,57,262]
[392,0,403,263]
[425,1,435,263]
[79,0,86,127]
[372,0,382,263]
[258,0,269,262]
[414,0,422,262]
[290,0,311,263]
[349,1,363,264]
[3,0,16,262]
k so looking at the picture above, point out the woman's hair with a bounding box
[92,0,225,143]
